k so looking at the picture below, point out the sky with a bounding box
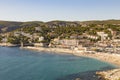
[0,0,120,22]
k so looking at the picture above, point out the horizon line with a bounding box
[0,19,120,22]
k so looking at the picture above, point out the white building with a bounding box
[87,35,98,40]
[38,36,44,42]
[97,32,108,41]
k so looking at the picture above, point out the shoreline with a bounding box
[0,43,18,47]
[22,46,120,80]
[22,46,120,67]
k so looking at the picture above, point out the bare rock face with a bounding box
[75,78,81,80]
[96,69,120,80]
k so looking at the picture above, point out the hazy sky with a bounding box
[0,0,120,21]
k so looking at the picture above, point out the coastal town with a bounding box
[0,20,120,54]
[0,20,120,80]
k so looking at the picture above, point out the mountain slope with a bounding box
[0,20,120,33]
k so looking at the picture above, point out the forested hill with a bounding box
[0,21,22,33]
[81,20,120,25]
[0,20,120,33]
[0,21,45,33]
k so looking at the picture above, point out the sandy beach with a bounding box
[22,46,75,54]
[74,51,120,80]
[22,46,120,66]
[22,46,120,80]
[0,43,18,47]
[75,52,120,67]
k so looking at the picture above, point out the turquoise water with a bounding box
[0,47,116,80]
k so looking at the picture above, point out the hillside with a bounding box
[0,21,23,33]
[0,21,45,33]
[0,20,120,33]
[81,20,120,25]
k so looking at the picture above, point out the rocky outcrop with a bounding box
[96,69,120,80]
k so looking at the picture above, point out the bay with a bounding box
[0,47,116,80]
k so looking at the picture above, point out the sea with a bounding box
[0,47,116,80]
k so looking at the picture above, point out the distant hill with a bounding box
[0,21,23,33]
[46,20,80,27]
[81,20,120,25]
[0,21,44,33]
[0,20,120,33]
